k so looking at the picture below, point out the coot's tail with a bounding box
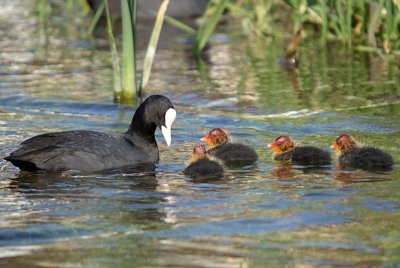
[4,156,39,171]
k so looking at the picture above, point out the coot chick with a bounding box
[268,135,331,166]
[5,95,176,172]
[200,128,258,166]
[183,145,224,179]
[331,134,394,170]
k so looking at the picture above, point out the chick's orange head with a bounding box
[331,134,356,154]
[268,135,293,153]
[193,145,207,154]
[201,128,228,147]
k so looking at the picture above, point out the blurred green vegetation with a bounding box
[28,0,399,107]
[168,0,400,57]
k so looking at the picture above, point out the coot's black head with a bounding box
[331,134,358,154]
[268,135,295,154]
[129,95,176,146]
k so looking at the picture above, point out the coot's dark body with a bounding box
[183,159,224,179]
[208,143,258,166]
[338,147,394,170]
[269,135,331,166]
[4,95,176,172]
[5,131,157,172]
[332,134,394,171]
[274,146,331,166]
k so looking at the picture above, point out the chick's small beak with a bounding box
[267,142,275,149]
[200,134,210,143]
[330,143,337,150]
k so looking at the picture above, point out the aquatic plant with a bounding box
[166,0,400,57]
[193,0,228,57]
[120,0,137,103]
[139,0,170,97]
[103,0,169,104]
[104,0,123,97]
[87,1,105,37]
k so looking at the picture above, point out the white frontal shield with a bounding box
[161,108,176,147]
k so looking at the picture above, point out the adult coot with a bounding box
[200,128,258,166]
[331,134,394,170]
[183,145,224,179]
[4,95,176,172]
[268,135,331,166]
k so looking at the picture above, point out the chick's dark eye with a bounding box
[210,133,215,138]
[276,141,282,146]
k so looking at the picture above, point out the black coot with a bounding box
[200,128,258,166]
[183,145,224,179]
[332,134,394,170]
[268,135,331,166]
[4,95,176,172]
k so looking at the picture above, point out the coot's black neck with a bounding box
[124,105,158,153]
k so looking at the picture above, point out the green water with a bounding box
[0,1,399,267]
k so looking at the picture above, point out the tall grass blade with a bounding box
[139,0,170,96]
[127,0,137,45]
[383,0,400,53]
[335,0,346,42]
[194,0,228,57]
[104,0,122,95]
[225,2,252,17]
[320,0,328,44]
[121,0,137,101]
[164,14,196,34]
[346,0,353,49]
[87,1,105,37]
[368,0,384,48]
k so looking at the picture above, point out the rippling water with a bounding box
[1,1,400,267]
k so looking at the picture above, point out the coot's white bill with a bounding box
[161,108,176,147]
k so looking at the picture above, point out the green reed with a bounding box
[164,14,196,34]
[102,0,137,103]
[87,1,105,37]
[104,0,122,96]
[139,0,170,96]
[120,0,137,102]
[383,0,400,53]
[193,0,228,57]
[170,0,399,57]
[101,0,169,104]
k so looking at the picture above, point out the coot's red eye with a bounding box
[159,114,165,120]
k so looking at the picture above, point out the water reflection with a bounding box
[0,168,175,240]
